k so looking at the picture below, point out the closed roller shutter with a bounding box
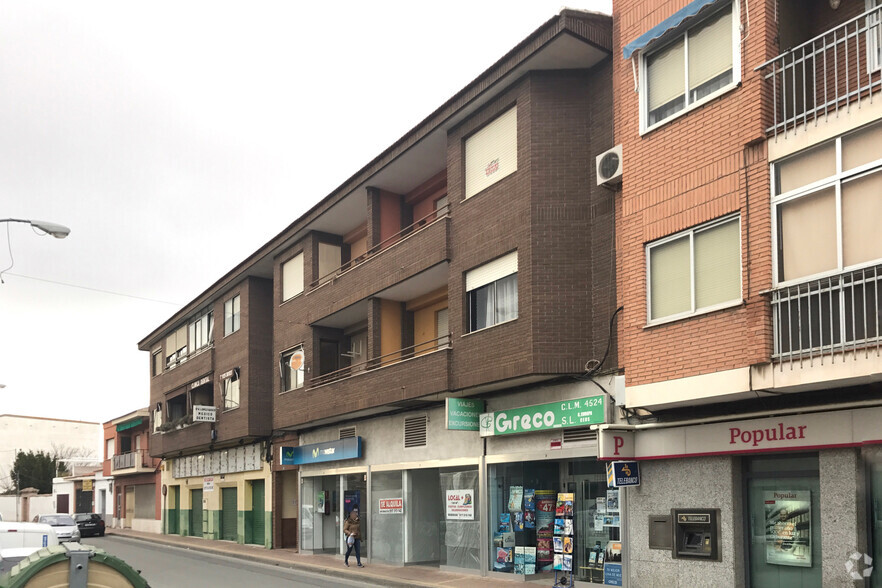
[190,489,203,537]
[221,487,238,542]
[464,107,517,199]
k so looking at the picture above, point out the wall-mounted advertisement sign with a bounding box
[446,398,485,430]
[192,405,216,423]
[479,396,605,437]
[280,437,362,465]
[446,489,475,520]
[765,490,811,567]
[379,498,403,514]
[599,406,882,460]
[606,461,640,487]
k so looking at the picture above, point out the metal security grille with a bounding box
[772,264,882,363]
[563,427,597,444]
[339,426,356,439]
[404,415,427,448]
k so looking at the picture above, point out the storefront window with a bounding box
[488,459,618,584]
[368,466,480,570]
[745,454,821,588]
[371,471,403,563]
[440,466,480,570]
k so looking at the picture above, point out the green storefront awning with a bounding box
[116,417,143,432]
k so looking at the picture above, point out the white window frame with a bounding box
[165,325,188,369]
[189,310,213,354]
[280,346,305,392]
[151,349,162,377]
[222,368,240,411]
[282,252,304,301]
[771,128,882,287]
[465,252,518,333]
[224,294,240,336]
[639,1,741,134]
[646,214,742,325]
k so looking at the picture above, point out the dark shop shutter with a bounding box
[221,487,238,542]
[190,489,203,537]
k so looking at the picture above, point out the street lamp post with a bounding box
[0,218,70,239]
[0,218,70,283]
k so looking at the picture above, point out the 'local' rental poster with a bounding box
[446,489,475,520]
[764,490,811,567]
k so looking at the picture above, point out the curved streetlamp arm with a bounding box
[0,218,71,239]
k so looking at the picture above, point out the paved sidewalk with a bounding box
[105,528,520,587]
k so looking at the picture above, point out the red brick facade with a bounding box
[613,0,776,388]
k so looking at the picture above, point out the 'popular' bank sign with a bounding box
[479,396,606,437]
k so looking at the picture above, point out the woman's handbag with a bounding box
[347,533,355,546]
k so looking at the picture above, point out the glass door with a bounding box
[745,454,821,588]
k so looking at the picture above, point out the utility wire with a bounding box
[3,272,183,306]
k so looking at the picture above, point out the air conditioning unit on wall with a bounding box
[596,144,623,187]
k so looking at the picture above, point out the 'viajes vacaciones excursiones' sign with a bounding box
[446,398,485,430]
[479,396,606,437]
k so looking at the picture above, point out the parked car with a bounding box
[0,521,58,573]
[34,514,80,543]
[74,512,105,537]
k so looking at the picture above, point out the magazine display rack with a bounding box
[552,493,574,588]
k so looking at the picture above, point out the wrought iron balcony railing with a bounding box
[756,5,882,139]
[772,264,882,363]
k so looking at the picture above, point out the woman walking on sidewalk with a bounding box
[343,507,364,568]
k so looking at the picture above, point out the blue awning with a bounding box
[622,0,724,59]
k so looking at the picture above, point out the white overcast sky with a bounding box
[0,0,612,423]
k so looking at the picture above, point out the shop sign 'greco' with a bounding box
[479,396,606,437]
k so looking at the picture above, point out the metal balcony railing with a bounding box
[756,5,882,139]
[111,450,153,470]
[307,203,449,291]
[772,264,882,364]
[309,334,450,387]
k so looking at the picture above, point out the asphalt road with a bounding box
[84,536,372,588]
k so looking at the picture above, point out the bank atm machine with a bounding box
[671,509,721,561]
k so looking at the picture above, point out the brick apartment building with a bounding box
[139,7,624,581]
[600,0,882,586]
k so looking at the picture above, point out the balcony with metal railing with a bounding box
[110,449,158,475]
[756,5,882,139]
[772,263,882,364]
[278,336,450,428]
[303,205,450,317]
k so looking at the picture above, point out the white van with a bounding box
[0,521,59,572]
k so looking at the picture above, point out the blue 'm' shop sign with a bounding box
[280,437,363,465]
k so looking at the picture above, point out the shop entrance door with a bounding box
[404,469,441,565]
[343,473,367,558]
[567,466,619,585]
[124,488,135,527]
[167,486,179,535]
[745,454,821,588]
